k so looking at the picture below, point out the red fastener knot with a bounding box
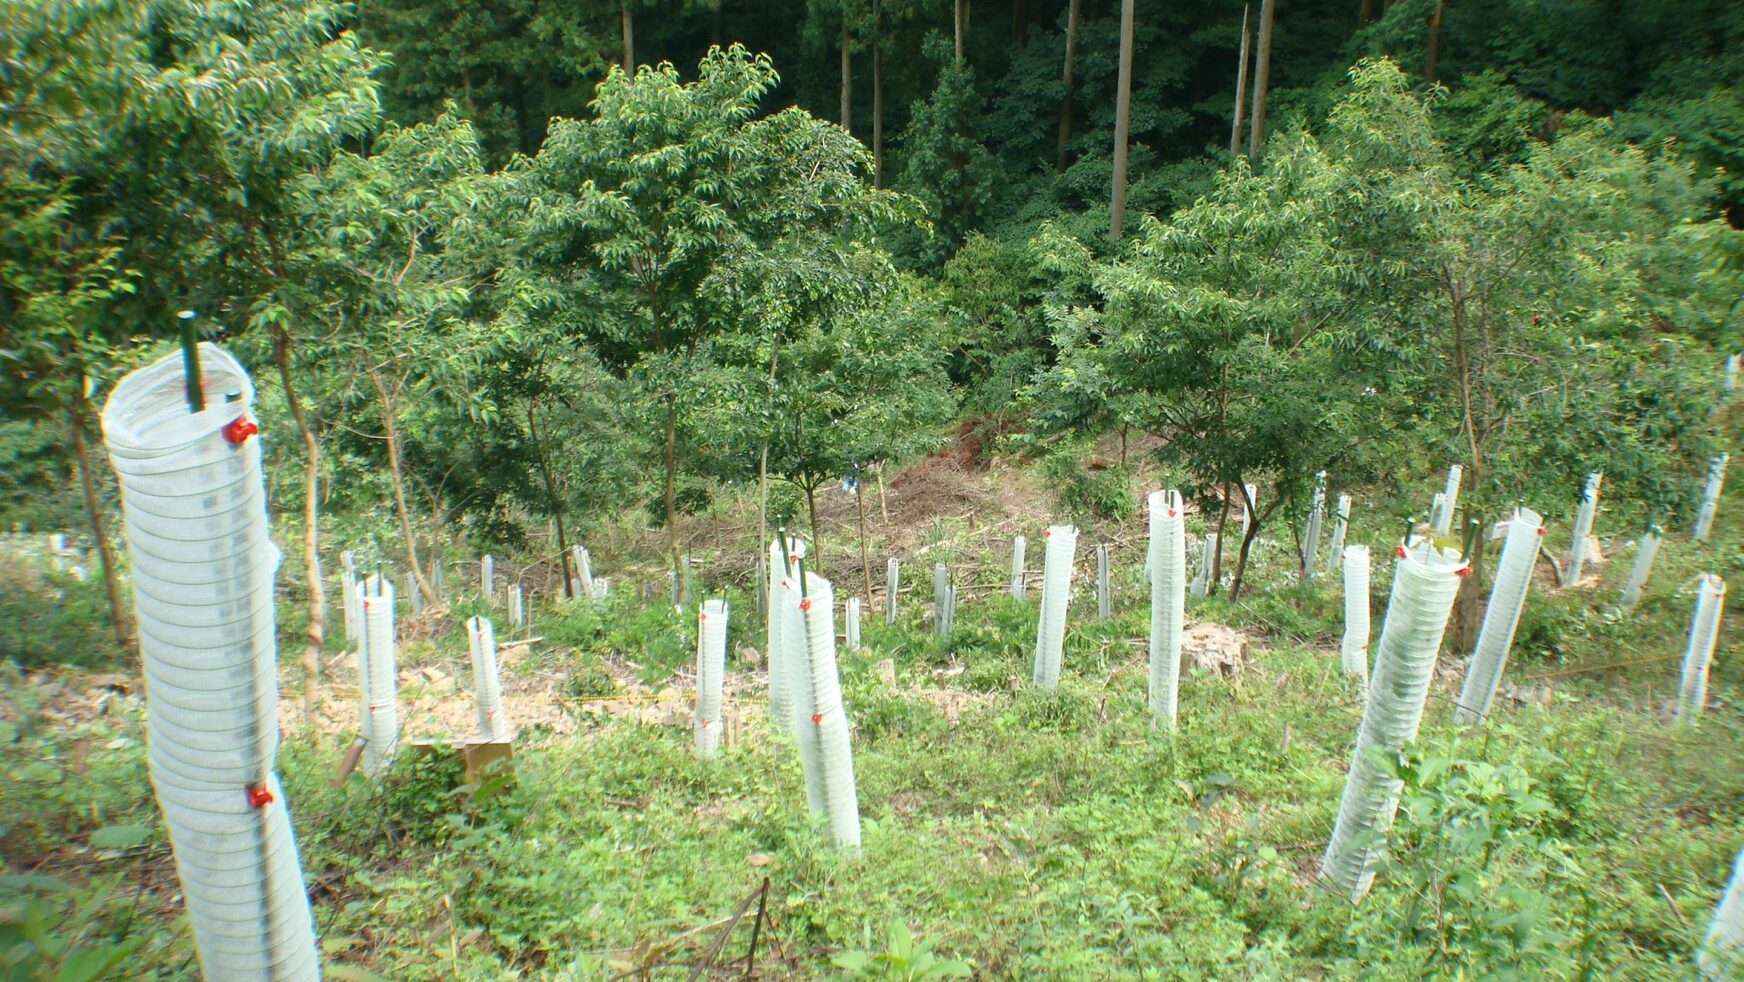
[1394,545,1408,558]
[245,783,274,808]
[1168,509,1177,517]
[810,713,822,724]
[1043,530,1051,538]
[1536,527,1545,535]
[799,599,812,611]
[222,416,258,445]
[1455,565,1473,577]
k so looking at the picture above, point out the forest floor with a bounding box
[2,437,1742,980]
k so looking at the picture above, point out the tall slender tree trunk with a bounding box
[1230,4,1251,156]
[1211,481,1233,592]
[1012,0,1026,43]
[1231,484,1278,601]
[1451,505,1485,652]
[758,438,770,555]
[856,474,873,602]
[873,32,885,186]
[1109,0,1136,239]
[621,3,635,71]
[1423,0,1444,84]
[840,23,853,130]
[69,393,128,649]
[1357,0,1373,25]
[664,391,681,581]
[527,399,576,599]
[369,370,436,606]
[954,0,970,61]
[1248,0,1277,162]
[805,482,824,578]
[273,330,323,713]
[1056,0,1081,173]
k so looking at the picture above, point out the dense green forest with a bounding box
[3,0,1744,977]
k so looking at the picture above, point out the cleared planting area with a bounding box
[2,442,1740,981]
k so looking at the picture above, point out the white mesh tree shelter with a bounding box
[1340,546,1371,683]
[1328,494,1352,570]
[1147,492,1187,729]
[779,575,824,812]
[933,562,951,636]
[798,572,861,850]
[1321,544,1467,900]
[467,616,510,742]
[1437,464,1463,535]
[1032,525,1079,689]
[1454,508,1544,724]
[102,343,320,980]
[694,600,728,756]
[359,575,399,776]
[1564,473,1602,587]
[1677,574,1728,725]
[885,557,899,624]
[766,536,806,731]
[1010,535,1027,599]
[1617,528,1662,611]
[1302,472,1326,578]
[1701,846,1744,978]
[1695,454,1729,542]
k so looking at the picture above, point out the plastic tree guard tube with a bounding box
[1454,508,1543,724]
[1147,492,1186,729]
[694,600,728,756]
[1032,525,1079,689]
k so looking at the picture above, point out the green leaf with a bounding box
[87,825,151,850]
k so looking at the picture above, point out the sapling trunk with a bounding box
[69,395,129,649]
[272,329,321,711]
[1147,492,1186,729]
[1321,544,1466,900]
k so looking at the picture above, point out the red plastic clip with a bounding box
[810,713,822,724]
[222,416,258,445]
[1536,527,1545,535]
[1043,529,1051,538]
[698,612,707,622]
[1394,545,1408,558]
[799,599,812,611]
[1168,509,1178,517]
[1455,565,1473,577]
[245,783,274,808]
[699,719,710,728]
